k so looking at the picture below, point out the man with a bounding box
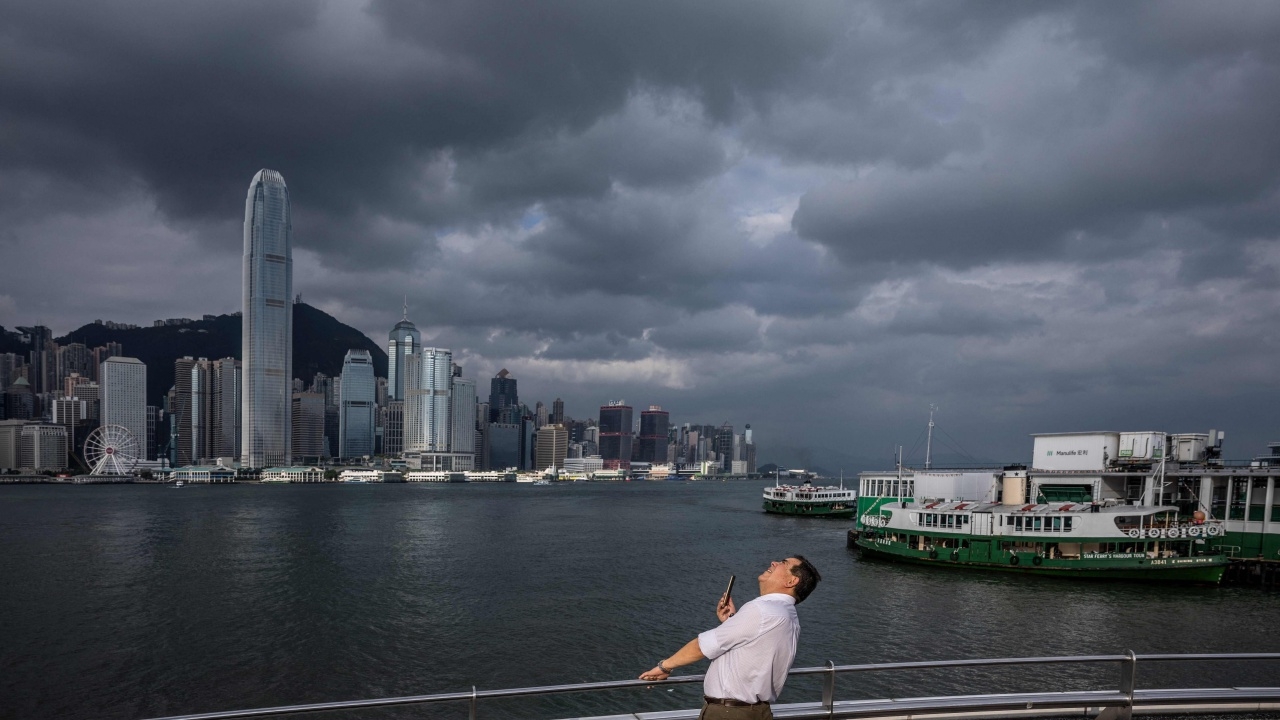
[639,556,821,719]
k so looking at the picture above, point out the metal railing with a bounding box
[141,652,1280,720]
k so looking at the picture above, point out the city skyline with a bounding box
[3,4,1280,469]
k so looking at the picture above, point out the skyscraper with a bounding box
[638,405,670,464]
[100,357,147,458]
[404,347,452,452]
[338,349,375,458]
[387,300,420,402]
[174,357,195,466]
[599,402,633,470]
[450,375,476,459]
[241,169,293,468]
[291,392,326,460]
[535,424,567,471]
[488,369,518,423]
[551,398,565,425]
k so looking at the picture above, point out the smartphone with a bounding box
[722,575,735,604]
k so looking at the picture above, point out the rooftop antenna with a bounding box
[924,404,938,470]
[402,295,409,321]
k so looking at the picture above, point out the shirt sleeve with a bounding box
[697,602,761,660]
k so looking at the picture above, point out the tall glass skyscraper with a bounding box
[241,169,293,468]
[404,347,452,452]
[338,349,375,458]
[387,300,420,402]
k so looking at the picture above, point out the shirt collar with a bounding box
[759,592,797,605]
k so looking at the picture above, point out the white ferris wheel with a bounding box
[84,425,140,476]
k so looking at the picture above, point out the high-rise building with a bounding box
[56,343,91,391]
[0,420,24,469]
[291,392,326,460]
[387,301,421,402]
[404,347,452,452]
[146,406,163,461]
[599,402,633,470]
[174,357,195,466]
[212,358,242,459]
[535,401,547,428]
[488,369,518,423]
[241,169,293,468]
[18,423,67,470]
[535,424,567,471]
[450,375,476,459]
[381,401,404,456]
[551,398,565,425]
[338,349,376,458]
[714,423,735,470]
[100,357,147,458]
[487,422,520,470]
[638,405,670,464]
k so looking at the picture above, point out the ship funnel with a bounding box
[1002,469,1027,506]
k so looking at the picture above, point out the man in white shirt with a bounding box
[639,556,821,719]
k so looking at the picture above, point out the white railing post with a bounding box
[822,660,836,716]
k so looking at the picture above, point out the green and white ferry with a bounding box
[763,475,856,518]
[856,495,1228,582]
[851,426,1280,581]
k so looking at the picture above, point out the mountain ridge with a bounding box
[55,303,387,407]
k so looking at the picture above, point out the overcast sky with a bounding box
[3,1,1279,469]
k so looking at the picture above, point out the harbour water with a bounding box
[2,481,1278,719]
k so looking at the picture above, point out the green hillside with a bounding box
[58,303,387,407]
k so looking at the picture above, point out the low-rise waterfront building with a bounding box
[260,466,325,483]
[172,465,237,483]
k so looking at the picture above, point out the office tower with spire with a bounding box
[338,349,375,458]
[387,298,420,402]
[241,169,293,468]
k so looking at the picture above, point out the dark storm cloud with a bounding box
[4,1,1280,465]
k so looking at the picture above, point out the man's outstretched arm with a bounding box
[639,638,705,681]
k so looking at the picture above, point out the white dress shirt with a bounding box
[697,593,799,703]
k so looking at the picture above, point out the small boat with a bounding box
[172,480,185,488]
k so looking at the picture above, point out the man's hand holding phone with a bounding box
[716,575,736,622]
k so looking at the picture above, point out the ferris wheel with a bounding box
[84,425,140,476]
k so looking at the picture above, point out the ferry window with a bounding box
[1052,517,1062,532]
[1249,478,1267,521]
[1033,517,1043,531]
[961,515,969,525]
[1064,517,1073,532]
[1015,516,1023,531]
[1229,480,1247,520]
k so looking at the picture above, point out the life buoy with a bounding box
[1032,556,1043,566]
[1010,555,1020,566]
[950,550,960,560]
[1127,528,1141,539]
[928,549,939,559]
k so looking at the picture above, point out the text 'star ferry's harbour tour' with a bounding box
[852,428,1280,583]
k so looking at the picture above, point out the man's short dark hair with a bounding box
[788,555,821,604]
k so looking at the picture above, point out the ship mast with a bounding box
[925,404,937,470]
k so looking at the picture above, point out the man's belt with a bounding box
[704,695,769,707]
